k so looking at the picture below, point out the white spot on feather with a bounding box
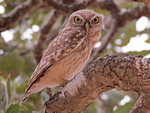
[51,52,55,58]
[39,60,46,67]
[44,56,51,60]
[79,32,83,36]
[73,38,77,41]
[68,40,71,43]
[65,44,69,48]
[65,38,68,41]
[71,44,76,48]
[53,43,56,46]
[77,30,81,32]
[56,49,62,57]
[57,39,60,42]
[76,34,80,37]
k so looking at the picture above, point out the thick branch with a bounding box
[92,0,120,17]
[32,10,60,64]
[45,54,150,113]
[130,94,150,113]
[45,0,96,14]
[0,0,43,32]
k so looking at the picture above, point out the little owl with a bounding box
[20,10,103,104]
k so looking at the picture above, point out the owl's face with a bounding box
[66,10,103,35]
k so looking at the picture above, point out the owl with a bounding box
[20,10,103,104]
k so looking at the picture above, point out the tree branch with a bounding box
[0,0,43,32]
[92,0,120,17]
[45,54,150,113]
[130,93,150,113]
[45,0,96,14]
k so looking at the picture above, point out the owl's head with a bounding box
[66,10,103,34]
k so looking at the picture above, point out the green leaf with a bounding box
[20,104,28,112]
[5,103,20,113]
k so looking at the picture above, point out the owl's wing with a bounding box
[25,27,86,93]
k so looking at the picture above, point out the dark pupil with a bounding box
[77,18,80,21]
[94,18,97,22]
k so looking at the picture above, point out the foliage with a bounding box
[0,0,150,113]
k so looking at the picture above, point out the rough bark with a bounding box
[45,54,150,113]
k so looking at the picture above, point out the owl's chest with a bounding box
[58,40,92,80]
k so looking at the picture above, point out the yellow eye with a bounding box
[92,17,99,24]
[74,16,82,23]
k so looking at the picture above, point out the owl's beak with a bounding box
[85,22,90,32]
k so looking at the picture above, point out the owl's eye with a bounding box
[92,17,99,24]
[74,16,82,23]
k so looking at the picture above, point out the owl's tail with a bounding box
[20,96,27,105]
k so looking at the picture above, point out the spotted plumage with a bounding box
[20,10,103,104]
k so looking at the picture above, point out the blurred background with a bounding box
[0,0,150,113]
